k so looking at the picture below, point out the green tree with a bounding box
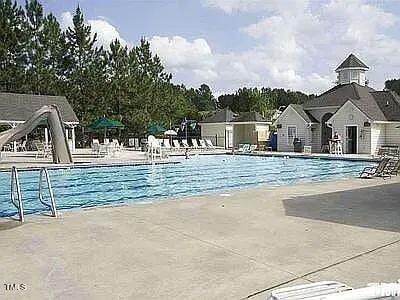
[63,5,105,125]
[187,84,216,112]
[0,0,27,92]
[385,79,400,96]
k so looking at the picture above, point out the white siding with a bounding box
[371,123,385,155]
[329,101,371,154]
[384,124,400,145]
[276,107,311,152]
[200,124,230,147]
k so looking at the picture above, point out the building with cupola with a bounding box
[275,54,400,154]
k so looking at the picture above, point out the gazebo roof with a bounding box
[0,92,79,124]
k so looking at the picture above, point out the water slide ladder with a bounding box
[10,166,58,222]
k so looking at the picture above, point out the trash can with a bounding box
[293,138,302,152]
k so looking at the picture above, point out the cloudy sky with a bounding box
[39,0,400,95]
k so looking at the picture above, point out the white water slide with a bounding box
[0,105,73,164]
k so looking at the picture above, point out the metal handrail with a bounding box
[10,166,24,222]
[38,167,57,217]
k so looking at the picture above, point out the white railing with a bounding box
[10,166,24,222]
[38,167,57,218]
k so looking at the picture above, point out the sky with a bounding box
[36,0,400,95]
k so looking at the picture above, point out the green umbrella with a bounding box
[88,117,125,138]
[147,124,166,136]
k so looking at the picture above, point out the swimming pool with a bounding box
[0,155,369,217]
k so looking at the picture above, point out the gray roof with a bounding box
[303,83,376,109]
[369,91,400,121]
[231,111,269,123]
[290,104,319,123]
[201,108,236,123]
[336,54,369,71]
[0,93,79,123]
[302,83,400,122]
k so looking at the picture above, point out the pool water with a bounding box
[0,155,369,217]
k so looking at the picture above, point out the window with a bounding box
[287,126,297,144]
[351,71,358,81]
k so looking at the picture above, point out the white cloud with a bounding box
[88,19,127,49]
[149,36,215,72]
[60,11,126,49]
[193,0,400,94]
[60,1,400,96]
[203,0,308,14]
[60,11,73,30]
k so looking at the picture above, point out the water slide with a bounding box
[0,105,73,164]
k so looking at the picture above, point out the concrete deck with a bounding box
[1,176,400,299]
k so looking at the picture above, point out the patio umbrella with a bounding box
[147,124,166,136]
[164,129,177,136]
[87,117,125,138]
[164,129,177,145]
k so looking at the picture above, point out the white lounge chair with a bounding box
[182,139,190,149]
[34,140,51,158]
[18,140,27,152]
[191,139,200,150]
[268,280,400,300]
[199,139,208,150]
[163,139,172,151]
[205,139,216,149]
[237,144,250,153]
[173,140,182,151]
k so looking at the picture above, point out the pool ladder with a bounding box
[10,166,58,222]
[10,166,24,222]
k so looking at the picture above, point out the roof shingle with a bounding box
[0,93,79,123]
[336,54,369,71]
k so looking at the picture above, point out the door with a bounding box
[321,113,333,149]
[225,130,233,149]
[346,126,357,154]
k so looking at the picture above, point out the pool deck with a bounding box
[1,176,400,299]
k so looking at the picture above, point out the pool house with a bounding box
[275,54,400,155]
[199,108,271,149]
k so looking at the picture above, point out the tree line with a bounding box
[1,0,316,140]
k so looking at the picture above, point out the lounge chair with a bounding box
[249,144,257,152]
[359,157,391,179]
[199,139,208,150]
[18,140,27,152]
[182,139,190,149]
[172,140,182,151]
[238,144,250,153]
[386,158,400,175]
[205,139,215,149]
[163,139,172,151]
[34,140,51,158]
[268,281,353,300]
[191,139,200,150]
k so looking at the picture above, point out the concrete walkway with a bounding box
[1,177,400,299]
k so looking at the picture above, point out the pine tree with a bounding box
[63,5,103,125]
[0,0,27,92]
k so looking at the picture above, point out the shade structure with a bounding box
[87,117,124,138]
[147,124,166,136]
[164,129,177,136]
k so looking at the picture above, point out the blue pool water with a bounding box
[0,155,370,217]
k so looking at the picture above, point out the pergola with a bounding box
[0,92,79,152]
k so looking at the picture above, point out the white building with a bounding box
[200,108,271,149]
[275,54,400,155]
